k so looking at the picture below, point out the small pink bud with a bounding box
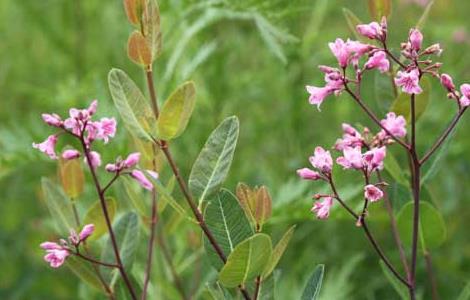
[440,74,455,92]
[296,168,322,180]
[311,197,333,219]
[130,170,153,190]
[424,43,442,56]
[79,224,95,241]
[409,28,423,51]
[85,151,101,169]
[62,149,81,160]
[146,170,159,180]
[105,163,118,172]
[40,242,62,250]
[124,152,141,168]
[459,84,470,107]
[42,113,62,127]
[87,100,98,116]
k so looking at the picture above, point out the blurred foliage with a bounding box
[1,0,470,299]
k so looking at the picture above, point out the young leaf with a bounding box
[301,264,325,300]
[66,256,105,292]
[58,157,84,199]
[157,81,196,140]
[379,260,408,299]
[108,68,155,141]
[127,30,152,67]
[123,0,143,26]
[390,77,431,122]
[83,197,117,241]
[218,233,272,288]
[204,189,254,270]
[101,212,140,286]
[263,225,295,278]
[368,0,392,21]
[396,201,446,250]
[189,116,239,205]
[41,177,75,235]
[342,8,367,42]
[142,0,162,61]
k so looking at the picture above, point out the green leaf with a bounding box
[457,281,470,300]
[262,225,295,278]
[390,77,431,123]
[219,233,272,288]
[151,174,193,221]
[189,116,239,205]
[416,0,435,30]
[41,177,75,235]
[342,8,367,43]
[66,256,104,292]
[301,264,325,300]
[396,201,446,250]
[101,212,140,286]
[157,81,196,140]
[58,157,84,199]
[374,71,396,114]
[83,197,117,241]
[379,260,408,299]
[121,176,148,216]
[384,152,408,186]
[204,189,254,270]
[368,0,392,21]
[258,275,275,300]
[108,68,155,141]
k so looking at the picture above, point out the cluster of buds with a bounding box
[32,101,158,191]
[40,224,95,268]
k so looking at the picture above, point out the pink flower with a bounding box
[311,197,333,219]
[130,170,154,190]
[62,149,81,160]
[409,28,423,51]
[95,118,117,143]
[42,113,62,127]
[395,69,422,94]
[40,242,62,250]
[380,112,407,138]
[309,147,333,173]
[88,100,98,116]
[124,152,140,168]
[79,224,95,241]
[440,74,455,92]
[336,146,363,169]
[297,168,322,180]
[356,22,384,40]
[44,249,70,268]
[459,84,470,107]
[365,51,390,73]
[306,85,333,109]
[105,163,118,172]
[85,151,101,169]
[363,146,386,172]
[335,123,363,150]
[33,135,58,159]
[364,185,384,202]
[329,38,351,68]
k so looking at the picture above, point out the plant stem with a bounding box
[81,140,138,300]
[424,250,440,300]
[144,68,252,300]
[73,252,120,268]
[420,108,466,164]
[253,276,262,300]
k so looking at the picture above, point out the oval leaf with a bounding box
[390,77,431,123]
[108,68,155,141]
[396,201,446,250]
[58,157,84,199]
[262,225,295,278]
[41,177,75,235]
[301,264,325,300]
[128,31,152,66]
[83,197,117,241]
[204,189,254,270]
[142,0,162,60]
[219,233,272,288]
[157,81,196,140]
[101,212,140,286]
[189,116,239,205]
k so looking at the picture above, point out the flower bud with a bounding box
[409,28,423,51]
[424,43,443,56]
[62,149,81,160]
[440,74,455,91]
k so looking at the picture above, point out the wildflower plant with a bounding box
[299,2,469,299]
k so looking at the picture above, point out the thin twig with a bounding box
[424,251,440,300]
[253,276,262,300]
[73,252,120,268]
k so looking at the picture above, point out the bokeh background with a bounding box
[1,0,470,299]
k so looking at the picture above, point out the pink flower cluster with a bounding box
[40,224,95,268]
[33,100,159,191]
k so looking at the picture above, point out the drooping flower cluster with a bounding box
[32,100,158,191]
[40,224,95,268]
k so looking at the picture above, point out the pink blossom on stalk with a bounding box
[105,163,118,172]
[95,118,117,143]
[409,28,423,51]
[379,112,407,138]
[395,69,422,94]
[335,123,363,150]
[356,22,384,40]
[311,197,333,219]
[329,38,351,68]
[79,224,95,241]
[365,51,390,73]
[305,85,334,109]
[44,249,70,268]
[336,146,364,169]
[85,151,101,169]
[40,242,62,250]
[459,84,470,107]
[62,149,81,160]
[130,170,154,190]
[124,152,141,168]
[32,135,58,159]
[42,113,62,127]
[297,168,322,180]
[364,185,384,202]
[440,74,455,92]
[88,100,98,116]
[363,146,386,172]
[309,147,333,173]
